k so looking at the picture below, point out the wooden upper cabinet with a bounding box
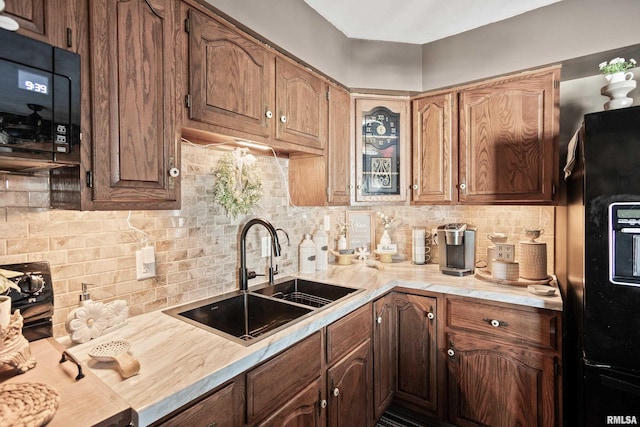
[88,0,179,209]
[186,8,274,139]
[327,84,352,205]
[458,67,560,204]
[275,57,328,151]
[6,0,56,46]
[353,95,410,204]
[411,92,457,204]
[5,0,81,51]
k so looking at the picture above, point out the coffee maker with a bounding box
[437,223,477,276]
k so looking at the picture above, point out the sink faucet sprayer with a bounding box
[239,218,281,292]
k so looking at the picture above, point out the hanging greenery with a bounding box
[213,148,263,219]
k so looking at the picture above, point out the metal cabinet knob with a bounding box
[280,115,287,123]
[168,167,180,178]
[427,312,435,320]
[491,319,500,327]
[265,110,273,119]
[447,348,455,357]
[459,183,466,190]
[332,387,340,397]
[321,399,327,409]
[411,184,418,190]
[377,316,383,324]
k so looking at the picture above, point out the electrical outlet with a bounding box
[136,246,156,280]
[261,236,271,258]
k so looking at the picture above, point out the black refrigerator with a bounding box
[566,105,640,426]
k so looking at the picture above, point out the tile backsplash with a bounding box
[0,142,554,337]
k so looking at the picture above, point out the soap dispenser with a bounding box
[64,283,92,334]
[315,228,328,271]
[299,234,316,274]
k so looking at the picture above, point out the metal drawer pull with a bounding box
[483,318,509,327]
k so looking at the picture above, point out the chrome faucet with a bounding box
[239,218,282,292]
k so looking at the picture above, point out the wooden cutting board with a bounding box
[0,338,131,427]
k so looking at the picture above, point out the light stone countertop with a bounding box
[62,261,562,427]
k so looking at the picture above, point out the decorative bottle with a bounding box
[299,234,316,274]
[315,230,328,271]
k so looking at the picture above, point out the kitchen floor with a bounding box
[377,404,454,427]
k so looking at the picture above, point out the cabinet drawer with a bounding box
[246,332,322,424]
[153,377,244,427]
[446,298,560,350]
[326,303,372,366]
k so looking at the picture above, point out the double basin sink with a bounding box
[163,278,362,345]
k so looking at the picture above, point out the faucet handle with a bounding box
[247,270,258,280]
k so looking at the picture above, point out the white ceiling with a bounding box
[303,0,562,44]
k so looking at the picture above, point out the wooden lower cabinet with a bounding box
[246,332,322,425]
[394,293,440,416]
[152,376,245,427]
[447,331,558,427]
[373,294,395,419]
[327,339,373,427]
[249,304,372,427]
[256,377,325,427]
[445,296,562,427]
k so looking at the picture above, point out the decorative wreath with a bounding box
[213,148,263,219]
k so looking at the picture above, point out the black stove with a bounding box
[1,261,54,341]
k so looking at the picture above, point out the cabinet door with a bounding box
[458,68,559,204]
[153,377,244,427]
[447,331,558,427]
[88,0,179,209]
[5,0,66,48]
[394,293,439,414]
[373,293,395,419]
[327,339,373,427]
[275,57,328,151]
[186,8,274,139]
[411,92,457,204]
[256,377,325,427]
[354,96,410,203]
[246,332,322,425]
[327,84,352,205]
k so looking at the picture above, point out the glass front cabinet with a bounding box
[353,95,410,204]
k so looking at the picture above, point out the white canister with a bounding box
[492,260,520,281]
[299,234,316,274]
[519,241,548,280]
[315,231,328,271]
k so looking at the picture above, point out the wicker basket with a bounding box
[519,241,547,280]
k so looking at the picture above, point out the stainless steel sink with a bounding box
[164,293,313,345]
[252,278,361,308]
[163,278,362,346]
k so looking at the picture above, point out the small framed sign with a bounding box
[346,211,375,253]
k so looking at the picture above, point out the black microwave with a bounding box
[0,29,80,172]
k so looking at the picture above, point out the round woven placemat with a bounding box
[0,382,59,427]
